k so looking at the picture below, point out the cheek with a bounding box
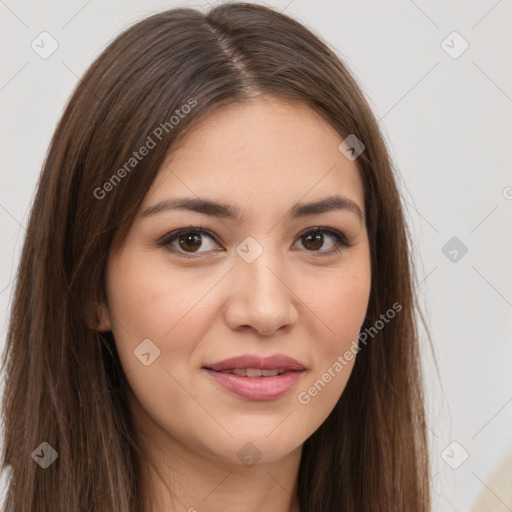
[108,246,216,329]
[105,254,222,375]
[104,258,222,441]
[293,262,371,420]
[317,273,369,331]
[306,260,371,356]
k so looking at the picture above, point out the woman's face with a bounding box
[99,96,371,466]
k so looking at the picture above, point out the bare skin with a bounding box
[98,95,371,512]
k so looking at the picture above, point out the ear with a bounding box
[89,301,112,332]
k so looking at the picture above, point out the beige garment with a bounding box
[471,451,512,512]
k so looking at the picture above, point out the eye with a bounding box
[293,227,352,256]
[157,228,221,258]
[157,226,352,259]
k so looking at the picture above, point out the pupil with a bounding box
[179,233,201,252]
[304,232,323,250]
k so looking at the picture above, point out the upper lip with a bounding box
[205,354,305,372]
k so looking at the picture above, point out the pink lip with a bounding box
[203,354,306,401]
[204,369,303,400]
[206,354,305,372]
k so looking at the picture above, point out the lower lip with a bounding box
[204,369,303,400]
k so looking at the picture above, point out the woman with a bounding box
[0,3,431,511]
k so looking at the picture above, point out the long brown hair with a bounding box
[1,3,431,511]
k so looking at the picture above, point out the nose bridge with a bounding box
[224,236,298,335]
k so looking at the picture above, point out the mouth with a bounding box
[202,354,306,400]
[209,368,288,377]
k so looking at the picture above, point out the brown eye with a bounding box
[158,228,220,258]
[157,226,351,259]
[294,227,351,255]
[301,231,325,251]
[178,232,203,252]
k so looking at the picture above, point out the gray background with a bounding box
[1,1,511,510]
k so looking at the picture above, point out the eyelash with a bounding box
[156,226,353,259]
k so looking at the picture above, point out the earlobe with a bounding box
[92,302,112,332]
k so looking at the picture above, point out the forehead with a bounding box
[142,96,365,219]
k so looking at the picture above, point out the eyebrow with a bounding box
[141,194,364,222]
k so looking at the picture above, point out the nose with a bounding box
[223,247,299,337]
